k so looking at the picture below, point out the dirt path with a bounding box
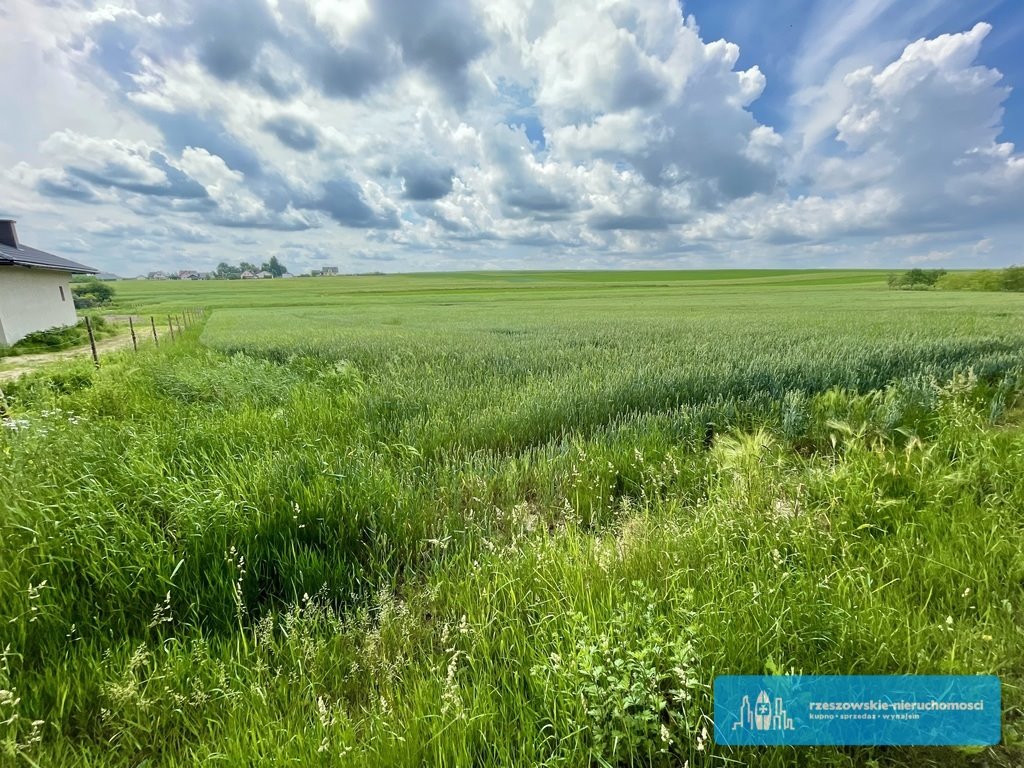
[0,332,140,382]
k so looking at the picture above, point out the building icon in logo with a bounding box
[733,690,795,732]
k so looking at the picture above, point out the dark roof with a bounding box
[0,242,97,274]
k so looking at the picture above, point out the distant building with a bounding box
[240,270,257,279]
[321,266,339,276]
[0,219,98,346]
[148,270,169,280]
[178,270,200,280]
[255,270,272,279]
[281,272,295,279]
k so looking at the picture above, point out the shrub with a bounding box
[0,317,113,357]
[72,278,116,309]
[1001,265,1024,291]
[887,269,947,290]
[935,265,1024,292]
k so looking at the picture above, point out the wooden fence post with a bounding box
[128,317,138,352]
[151,316,159,347]
[84,316,99,368]
[168,315,175,341]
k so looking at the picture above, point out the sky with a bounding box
[0,0,1022,276]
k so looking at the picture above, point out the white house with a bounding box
[0,220,98,347]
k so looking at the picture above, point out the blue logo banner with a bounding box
[714,675,1000,746]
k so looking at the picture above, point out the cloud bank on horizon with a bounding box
[0,0,1022,275]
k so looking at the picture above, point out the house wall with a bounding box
[0,266,79,346]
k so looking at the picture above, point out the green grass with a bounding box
[109,269,888,314]
[0,316,116,358]
[1,272,1023,766]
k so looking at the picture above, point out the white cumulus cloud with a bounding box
[0,0,1021,273]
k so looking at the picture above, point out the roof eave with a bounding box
[0,261,99,274]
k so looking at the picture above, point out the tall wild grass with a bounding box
[1,290,1023,765]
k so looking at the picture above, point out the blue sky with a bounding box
[1,0,1022,275]
[687,0,1024,140]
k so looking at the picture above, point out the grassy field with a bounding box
[111,269,887,313]
[1,271,1023,766]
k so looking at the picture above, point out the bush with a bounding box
[1002,265,1024,291]
[935,265,1024,292]
[72,278,116,309]
[0,317,113,357]
[887,269,947,290]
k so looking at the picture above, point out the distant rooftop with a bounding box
[0,219,98,274]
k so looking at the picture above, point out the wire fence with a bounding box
[83,307,205,367]
[0,308,204,416]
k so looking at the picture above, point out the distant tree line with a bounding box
[889,266,1024,292]
[215,256,288,279]
[936,266,1024,292]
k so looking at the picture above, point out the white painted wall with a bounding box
[0,266,80,346]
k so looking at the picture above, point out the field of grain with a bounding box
[1,272,1022,766]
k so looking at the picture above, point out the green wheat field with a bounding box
[2,270,1023,766]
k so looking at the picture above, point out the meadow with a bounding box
[1,271,1023,766]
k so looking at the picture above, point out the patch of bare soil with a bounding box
[0,332,140,382]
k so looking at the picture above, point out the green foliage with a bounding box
[936,265,1024,292]
[262,256,287,277]
[2,279,1024,766]
[71,277,116,308]
[211,257,288,279]
[532,584,704,763]
[215,261,243,280]
[0,316,114,357]
[1004,265,1024,291]
[887,268,947,290]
